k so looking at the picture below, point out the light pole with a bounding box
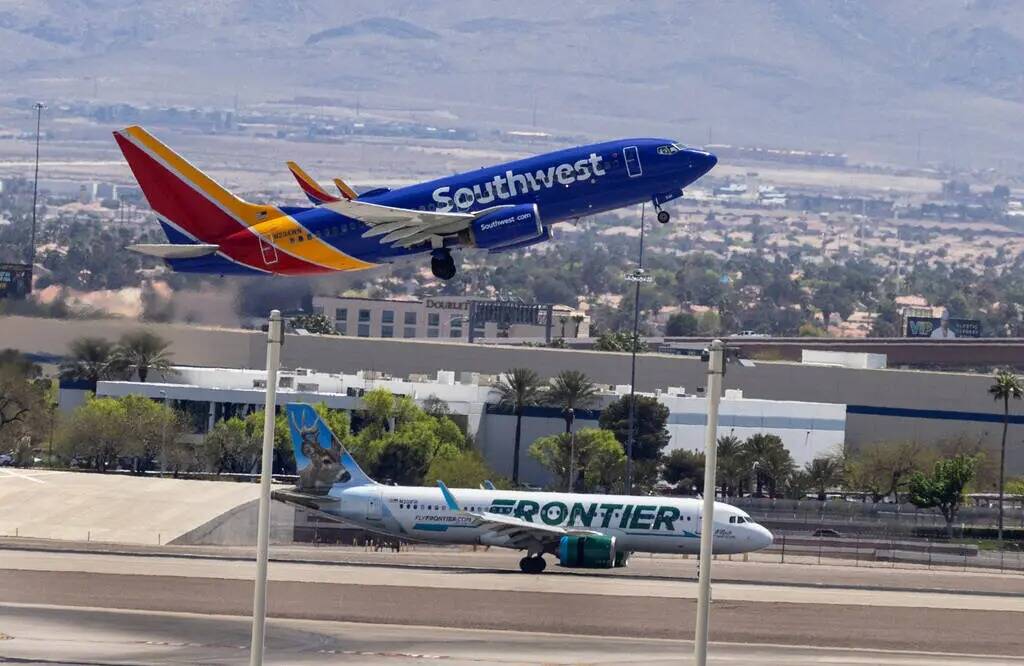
[29,102,45,271]
[159,390,167,476]
[250,310,283,666]
[565,407,576,492]
[623,204,650,494]
[694,339,725,666]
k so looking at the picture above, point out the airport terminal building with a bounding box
[73,366,845,485]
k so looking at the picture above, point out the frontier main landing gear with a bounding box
[519,555,547,574]
[430,249,456,280]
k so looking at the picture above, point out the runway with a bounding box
[2,604,1022,666]
[1,544,1023,663]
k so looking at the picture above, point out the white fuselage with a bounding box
[313,484,773,556]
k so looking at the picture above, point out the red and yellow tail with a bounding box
[113,125,269,243]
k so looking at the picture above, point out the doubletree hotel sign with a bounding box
[0,263,31,300]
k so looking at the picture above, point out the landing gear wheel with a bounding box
[657,209,671,224]
[519,555,546,573]
[430,250,457,280]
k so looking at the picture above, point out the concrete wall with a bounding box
[6,315,1024,475]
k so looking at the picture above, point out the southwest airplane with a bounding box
[113,126,717,280]
[274,404,773,573]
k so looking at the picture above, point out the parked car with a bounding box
[0,453,13,466]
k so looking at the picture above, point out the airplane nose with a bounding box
[696,150,717,175]
[752,525,773,550]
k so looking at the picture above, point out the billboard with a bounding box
[905,316,980,339]
[0,263,31,300]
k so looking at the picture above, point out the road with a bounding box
[1,544,1023,664]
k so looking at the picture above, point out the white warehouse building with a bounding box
[81,366,846,486]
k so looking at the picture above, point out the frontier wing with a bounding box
[437,481,600,552]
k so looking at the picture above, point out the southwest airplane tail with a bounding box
[276,403,772,574]
[115,126,261,255]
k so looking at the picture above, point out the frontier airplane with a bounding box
[114,126,717,280]
[275,404,773,574]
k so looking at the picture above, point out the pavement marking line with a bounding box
[1,602,1022,665]
[3,551,1024,613]
[0,469,45,484]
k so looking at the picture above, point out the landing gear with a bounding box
[519,555,547,574]
[656,209,671,224]
[430,249,456,280]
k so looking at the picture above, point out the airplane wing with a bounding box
[323,199,514,249]
[437,481,600,552]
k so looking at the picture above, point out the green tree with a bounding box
[908,454,980,538]
[202,417,260,474]
[743,433,792,497]
[805,455,844,501]
[594,330,649,353]
[661,449,704,495]
[988,369,1023,543]
[0,355,49,465]
[56,396,126,472]
[495,368,545,485]
[114,330,173,382]
[598,394,670,462]
[844,441,928,502]
[426,449,499,489]
[59,337,119,390]
[546,370,599,433]
[529,428,625,492]
[716,435,748,497]
[120,394,183,474]
[291,313,337,335]
[665,312,699,336]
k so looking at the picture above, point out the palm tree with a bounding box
[546,370,599,433]
[806,456,843,502]
[989,369,1023,543]
[716,435,747,497]
[743,433,793,497]
[115,330,174,383]
[495,367,545,485]
[59,337,118,390]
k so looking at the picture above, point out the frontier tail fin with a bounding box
[286,403,375,494]
[113,125,269,244]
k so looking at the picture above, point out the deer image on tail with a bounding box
[291,409,350,494]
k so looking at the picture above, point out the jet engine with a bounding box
[557,535,617,568]
[464,203,543,250]
[487,226,550,254]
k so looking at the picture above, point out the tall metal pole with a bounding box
[250,310,283,666]
[566,408,576,492]
[29,102,45,269]
[695,339,725,666]
[159,390,167,477]
[625,203,646,495]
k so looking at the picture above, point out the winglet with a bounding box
[287,161,341,205]
[483,480,496,490]
[333,177,358,201]
[437,480,459,511]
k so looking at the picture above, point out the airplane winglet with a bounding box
[287,161,340,205]
[333,177,358,201]
[437,480,459,511]
[483,480,496,490]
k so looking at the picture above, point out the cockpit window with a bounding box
[657,144,680,156]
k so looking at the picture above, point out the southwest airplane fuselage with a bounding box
[114,126,717,279]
